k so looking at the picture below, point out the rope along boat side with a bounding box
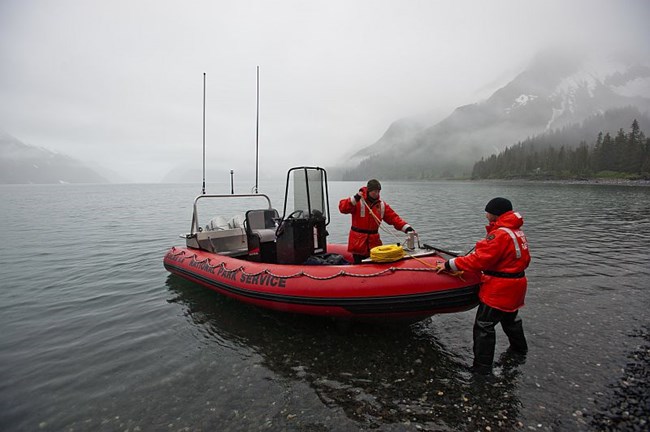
[163,167,480,323]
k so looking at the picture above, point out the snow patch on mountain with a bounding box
[553,56,631,97]
[505,94,538,114]
[554,70,600,98]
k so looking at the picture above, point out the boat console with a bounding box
[183,166,331,265]
[275,167,330,264]
[276,209,327,264]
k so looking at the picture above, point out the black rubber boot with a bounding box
[497,347,527,370]
[472,304,498,373]
[501,313,528,353]
[470,361,493,375]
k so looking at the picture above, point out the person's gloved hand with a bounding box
[405,226,414,233]
[354,192,361,201]
[435,261,465,279]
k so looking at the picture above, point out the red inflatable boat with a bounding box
[163,167,479,323]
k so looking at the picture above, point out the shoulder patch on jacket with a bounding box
[486,233,496,241]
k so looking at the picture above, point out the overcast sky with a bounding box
[1,0,649,184]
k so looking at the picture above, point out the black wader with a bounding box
[473,302,528,374]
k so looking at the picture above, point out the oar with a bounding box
[421,243,462,257]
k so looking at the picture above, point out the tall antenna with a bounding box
[201,72,206,195]
[254,66,260,194]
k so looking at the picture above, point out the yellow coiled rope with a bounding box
[360,197,436,268]
[370,244,405,263]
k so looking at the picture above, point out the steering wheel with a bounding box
[276,210,305,237]
[287,210,304,219]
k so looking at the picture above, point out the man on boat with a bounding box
[437,197,530,375]
[339,179,414,264]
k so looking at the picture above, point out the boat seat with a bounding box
[245,209,279,234]
[253,228,276,242]
[245,209,279,262]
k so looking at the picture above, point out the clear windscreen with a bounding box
[284,168,328,221]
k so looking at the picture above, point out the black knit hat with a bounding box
[367,179,381,192]
[485,197,512,216]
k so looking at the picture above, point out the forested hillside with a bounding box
[472,110,650,180]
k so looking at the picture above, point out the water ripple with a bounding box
[1,182,649,431]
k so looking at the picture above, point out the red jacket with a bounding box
[448,211,530,312]
[338,186,411,256]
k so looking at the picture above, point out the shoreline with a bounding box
[466,178,650,186]
[587,326,649,430]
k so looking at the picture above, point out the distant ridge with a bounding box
[0,130,108,184]
[334,50,650,180]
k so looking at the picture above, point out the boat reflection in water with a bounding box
[166,274,526,431]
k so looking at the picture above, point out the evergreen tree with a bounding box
[592,132,604,171]
[470,115,649,179]
[572,142,590,174]
[641,137,650,174]
[613,128,627,171]
[601,133,615,171]
[627,119,644,173]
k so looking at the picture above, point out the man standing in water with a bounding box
[437,197,530,375]
[339,179,414,264]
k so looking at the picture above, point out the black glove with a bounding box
[405,226,414,233]
[354,193,361,201]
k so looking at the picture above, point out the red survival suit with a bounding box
[448,210,531,312]
[338,186,411,256]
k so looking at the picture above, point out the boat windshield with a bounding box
[281,167,330,224]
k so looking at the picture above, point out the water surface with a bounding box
[1,181,648,431]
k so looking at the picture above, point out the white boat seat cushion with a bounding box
[253,228,276,243]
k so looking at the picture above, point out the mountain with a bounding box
[337,50,650,180]
[347,116,428,165]
[0,131,108,184]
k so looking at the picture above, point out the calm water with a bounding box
[1,180,648,431]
